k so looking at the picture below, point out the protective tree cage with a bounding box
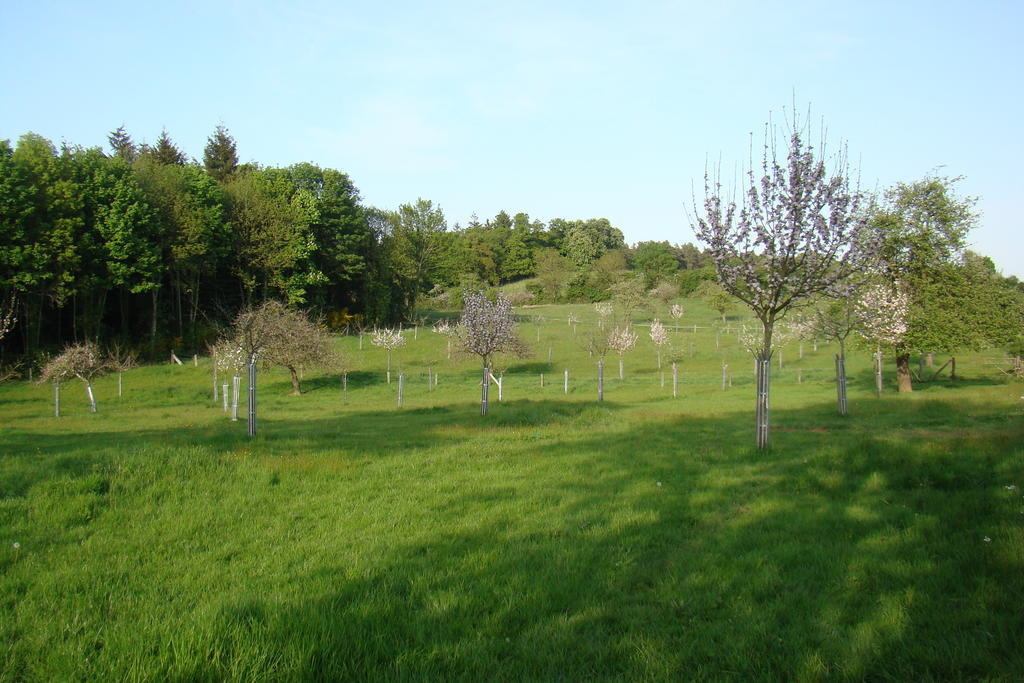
[247,357,257,438]
[873,351,884,397]
[835,354,848,415]
[480,362,490,415]
[755,359,770,450]
[597,359,604,402]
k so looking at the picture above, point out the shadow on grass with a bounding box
[169,411,1024,677]
[174,407,1024,679]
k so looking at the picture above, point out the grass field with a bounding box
[2,299,1023,680]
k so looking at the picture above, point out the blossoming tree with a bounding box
[856,282,910,393]
[608,325,638,380]
[649,319,669,369]
[455,289,527,415]
[371,328,406,383]
[695,112,876,448]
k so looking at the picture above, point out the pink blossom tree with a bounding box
[455,290,528,415]
[695,111,876,448]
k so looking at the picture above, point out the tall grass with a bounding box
[1,300,1022,679]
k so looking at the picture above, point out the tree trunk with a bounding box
[288,366,302,395]
[896,353,913,393]
[597,360,604,401]
[85,381,97,413]
[618,357,624,380]
[150,289,158,356]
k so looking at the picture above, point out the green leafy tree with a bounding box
[631,241,679,288]
[533,248,570,302]
[871,175,980,391]
[225,169,317,305]
[389,198,447,319]
[285,163,372,314]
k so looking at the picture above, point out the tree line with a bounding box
[0,125,713,362]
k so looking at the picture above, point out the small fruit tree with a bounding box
[695,111,876,449]
[608,325,638,380]
[231,300,336,396]
[455,289,527,415]
[39,341,109,413]
[371,328,406,383]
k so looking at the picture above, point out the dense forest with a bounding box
[0,126,715,361]
[4,126,1023,366]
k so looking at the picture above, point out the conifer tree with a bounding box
[107,125,137,162]
[203,124,239,182]
[148,129,187,166]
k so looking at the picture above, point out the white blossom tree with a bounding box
[695,112,876,448]
[649,319,670,369]
[608,325,638,380]
[455,290,527,415]
[371,328,406,383]
[669,303,684,331]
[857,282,910,394]
[211,337,247,419]
[432,318,456,360]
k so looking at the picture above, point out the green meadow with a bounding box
[2,300,1023,680]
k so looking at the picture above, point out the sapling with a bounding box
[371,328,406,384]
[454,290,528,415]
[39,342,110,413]
[669,304,684,331]
[432,319,456,360]
[649,319,669,369]
[806,298,860,414]
[212,338,246,420]
[581,325,612,401]
[608,325,638,380]
[107,345,137,398]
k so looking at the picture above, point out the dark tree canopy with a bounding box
[203,125,239,182]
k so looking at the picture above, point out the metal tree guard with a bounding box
[835,354,848,415]
[247,356,257,438]
[755,358,770,449]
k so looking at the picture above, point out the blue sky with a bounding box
[3,0,1022,276]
